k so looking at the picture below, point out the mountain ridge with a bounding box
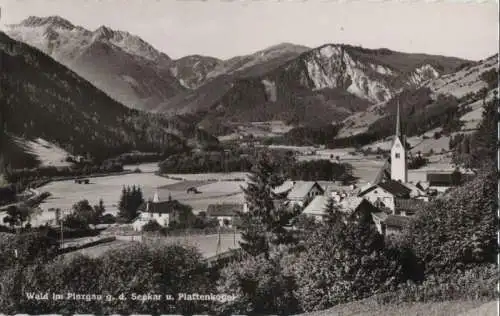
[0,31,188,168]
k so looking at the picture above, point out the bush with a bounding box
[288,214,404,312]
[216,253,299,315]
[0,243,212,314]
[0,231,59,270]
[100,214,116,224]
[374,264,497,304]
[142,220,162,232]
[406,171,496,275]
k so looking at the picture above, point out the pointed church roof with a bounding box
[395,101,402,139]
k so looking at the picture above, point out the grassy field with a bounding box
[37,173,181,216]
[33,169,249,225]
[63,233,242,259]
[297,299,496,316]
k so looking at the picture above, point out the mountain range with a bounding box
[6,16,472,134]
[1,15,497,169]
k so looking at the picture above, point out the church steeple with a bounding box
[395,101,402,139]
[390,100,408,183]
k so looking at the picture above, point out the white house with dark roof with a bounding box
[133,190,173,231]
[358,179,412,212]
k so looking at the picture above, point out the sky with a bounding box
[0,0,498,61]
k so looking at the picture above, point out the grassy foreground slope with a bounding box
[297,299,496,316]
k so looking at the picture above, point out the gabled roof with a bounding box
[143,200,178,214]
[384,215,411,228]
[394,198,426,215]
[207,204,242,217]
[358,179,411,198]
[339,197,365,214]
[372,212,411,228]
[302,195,328,216]
[402,182,426,195]
[378,180,412,197]
[272,180,295,195]
[287,181,323,200]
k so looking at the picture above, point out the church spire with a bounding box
[395,100,402,139]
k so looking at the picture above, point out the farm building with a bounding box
[206,203,243,228]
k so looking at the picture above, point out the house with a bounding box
[372,212,411,236]
[302,195,378,222]
[132,191,178,231]
[402,182,427,199]
[207,203,243,227]
[272,180,324,207]
[394,198,427,216]
[426,171,474,192]
[358,179,412,212]
[302,195,329,222]
[286,181,324,207]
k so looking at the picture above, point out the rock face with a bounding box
[159,43,468,134]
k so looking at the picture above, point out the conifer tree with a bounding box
[239,154,299,258]
[118,186,144,221]
[324,197,343,227]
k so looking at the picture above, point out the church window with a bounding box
[395,153,400,158]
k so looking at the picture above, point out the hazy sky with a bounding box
[0,0,498,61]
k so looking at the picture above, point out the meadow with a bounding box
[63,233,242,259]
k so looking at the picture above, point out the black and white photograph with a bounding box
[0,0,498,315]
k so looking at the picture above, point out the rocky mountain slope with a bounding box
[5,16,186,111]
[0,31,186,168]
[161,44,469,135]
[338,54,498,142]
[170,43,310,90]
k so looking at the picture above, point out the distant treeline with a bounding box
[265,88,466,149]
[5,162,124,192]
[159,149,354,183]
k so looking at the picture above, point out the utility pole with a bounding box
[216,225,221,256]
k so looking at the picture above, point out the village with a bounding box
[129,102,474,240]
[0,101,476,261]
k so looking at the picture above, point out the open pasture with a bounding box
[63,233,242,259]
[37,173,181,217]
[159,180,216,191]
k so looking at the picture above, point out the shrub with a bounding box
[100,214,116,224]
[216,253,299,315]
[0,231,59,270]
[142,220,162,232]
[0,243,212,314]
[374,264,498,304]
[406,171,496,275]
[288,214,405,312]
